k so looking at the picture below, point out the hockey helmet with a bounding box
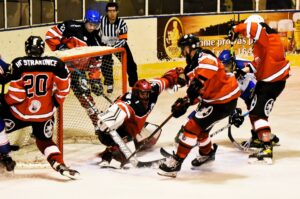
[25,36,45,57]
[85,9,101,24]
[244,14,264,24]
[132,79,152,108]
[177,34,200,49]
[218,50,233,64]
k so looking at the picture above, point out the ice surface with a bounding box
[1,68,300,199]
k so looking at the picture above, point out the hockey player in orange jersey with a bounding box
[158,34,241,178]
[96,68,186,168]
[0,36,79,179]
[45,9,104,135]
[229,14,290,164]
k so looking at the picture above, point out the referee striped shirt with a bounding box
[99,15,128,48]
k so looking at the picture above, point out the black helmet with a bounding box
[177,34,200,49]
[25,36,45,57]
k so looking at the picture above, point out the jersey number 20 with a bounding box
[24,74,48,98]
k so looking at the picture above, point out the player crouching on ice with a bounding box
[0,36,79,179]
[96,68,186,169]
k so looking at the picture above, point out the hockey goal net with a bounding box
[8,46,127,167]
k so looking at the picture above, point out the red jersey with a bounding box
[234,22,290,82]
[5,56,70,122]
[45,20,101,51]
[112,77,171,137]
[185,50,240,104]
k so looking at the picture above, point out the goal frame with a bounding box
[56,47,127,155]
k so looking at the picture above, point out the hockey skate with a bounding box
[241,130,280,149]
[158,153,184,178]
[248,144,273,165]
[50,161,80,180]
[98,146,127,169]
[0,153,16,173]
[191,143,218,167]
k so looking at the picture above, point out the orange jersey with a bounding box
[5,56,70,122]
[185,50,240,104]
[45,20,101,51]
[234,23,290,82]
[113,77,172,137]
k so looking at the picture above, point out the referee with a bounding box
[99,2,138,93]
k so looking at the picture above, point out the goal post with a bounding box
[55,46,128,155]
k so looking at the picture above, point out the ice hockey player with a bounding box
[45,9,104,135]
[218,50,279,148]
[0,36,79,179]
[228,14,290,164]
[96,68,186,168]
[0,56,15,172]
[158,34,240,178]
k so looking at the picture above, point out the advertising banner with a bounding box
[157,12,300,65]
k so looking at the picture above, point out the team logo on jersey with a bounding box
[4,119,15,132]
[264,99,274,116]
[164,17,184,59]
[195,106,213,119]
[250,95,257,111]
[44,119,54,138]
[29,100,41,113]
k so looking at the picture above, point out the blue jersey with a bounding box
[234,58,256,102]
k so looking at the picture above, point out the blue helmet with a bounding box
[218,50,233,64]
[0,58,10,75]
[85,9,101,24]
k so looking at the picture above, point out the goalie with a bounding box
[45,9,104,134]
[96,68,186,168]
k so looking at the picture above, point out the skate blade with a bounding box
[61,171,80,180]
[157,170,178,178]
[248,157,273,165]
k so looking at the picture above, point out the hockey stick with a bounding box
[65,61,113,104]
[160,111,250,158]
[81,93,165,168]
[120,113,173,168]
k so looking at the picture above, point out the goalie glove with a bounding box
[171,97,191,118]
[97,104,127,133]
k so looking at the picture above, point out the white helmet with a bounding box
[244,14,264,24]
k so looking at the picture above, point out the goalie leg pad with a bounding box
[135,123,162,150]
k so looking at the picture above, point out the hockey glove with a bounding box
[187,78,203,102]
[228,29,238,42]
[171,97,190,118]
[162,67,186,88]
[52,96,60,107]
[230,108,244,128]
[234,67,246,78]
[90,79,103,96]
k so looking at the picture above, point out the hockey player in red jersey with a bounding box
[158,34,241,178]
[229,14,290,164]
[96,68,186,168]
[45,9,104,135]
[0,36,79,179]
